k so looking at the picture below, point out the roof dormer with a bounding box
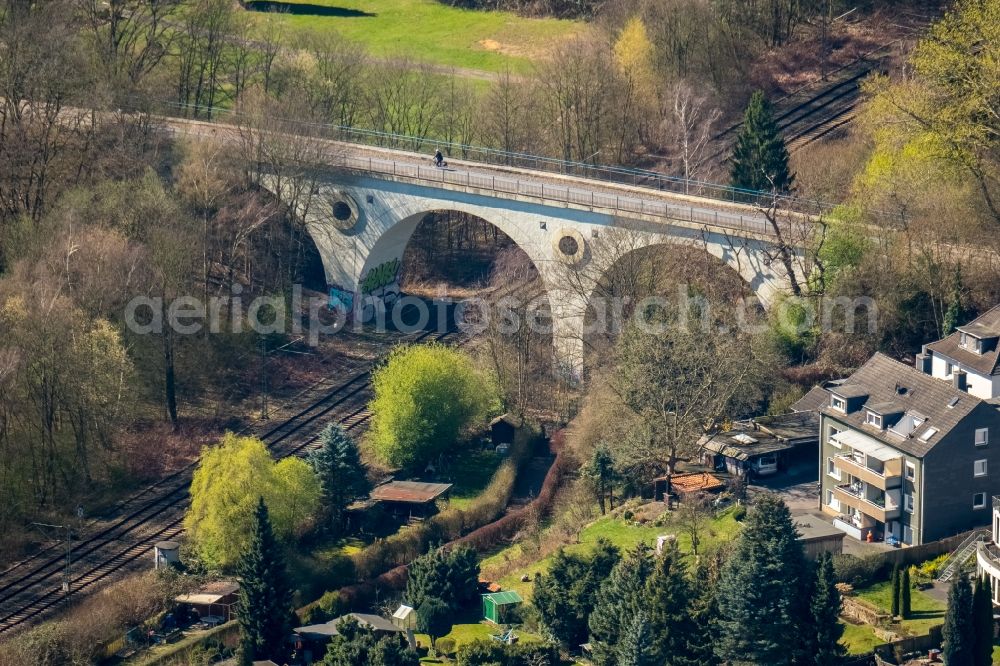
[865,402,903,431]
[829,385,868,414]
[958,322,999,355]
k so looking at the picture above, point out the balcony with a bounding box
[833,454,902,490]
[977,542,1000,584]
[832,484,901,522]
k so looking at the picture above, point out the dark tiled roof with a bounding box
[295,613,402,638]
[927,305,1000,376]
[820,353,983,457]
[868,402,903,415]
[830,384,870,399]
[790,385,831,413]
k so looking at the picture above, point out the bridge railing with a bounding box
[165,113,791,237]
[145,99,840,218]
[340,154,780,238]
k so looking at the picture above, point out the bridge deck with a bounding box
[163,117,809,243]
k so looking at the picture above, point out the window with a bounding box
[919,427,938,442]
[866,411,883,428]
[905,462,916,481]
[831,396,846,412]
[828,426,842,447]
[974,492,987,509]
[946,362,954,376]
[826,457,841,480]
[903,525,913,545]
[975,459,988,477]
[904,494,914,513]
[976,428,989,447]
[826,490,840,511]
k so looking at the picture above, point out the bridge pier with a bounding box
[266,171,805,377]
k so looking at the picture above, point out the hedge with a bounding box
[328,428,573,610]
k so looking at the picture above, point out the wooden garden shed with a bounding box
[482,590,522,624]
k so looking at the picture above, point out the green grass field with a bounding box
[839,621,881,655]
[447,448,503,509]
[484,506,744,599]
[246,0,584,73]
[854,580,946,637]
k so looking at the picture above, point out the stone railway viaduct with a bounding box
[166,117,816,372]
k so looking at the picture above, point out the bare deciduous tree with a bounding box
[481,247,549,416]
[480,67,539,157]
[76,0,180,99]
[611,304,776,475]
[662,82,722,190]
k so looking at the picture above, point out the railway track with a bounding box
[0,277,545,636]
[707,41,899,162]
[0,324,452,636]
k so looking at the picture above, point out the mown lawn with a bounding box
[244,0,584,73]
[485,506,744,599]
[854,580,946,637]
[839,621,881,655]
[446,448,503,510]
[413,609,543,663]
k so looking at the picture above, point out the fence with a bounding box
[872,624,943,663]
[864,529,978,569]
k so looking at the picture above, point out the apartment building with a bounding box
[818,353,1000,546]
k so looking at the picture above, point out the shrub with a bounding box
[303,589,348,624]
[369,344,500,468]
[833,554,887,588]
[456,639,559,666]
[434,637,456,657]
[917,553,950,580]
[332,428,573,611]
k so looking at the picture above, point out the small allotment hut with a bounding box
[369,480,453,518]
[482,590,523,624]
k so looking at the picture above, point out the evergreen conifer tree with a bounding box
[644,540,695,666]
[812,553,845,666]
[589,544,655,666]
[416,597,453,653]
[730,91,793,193]
[715,493,812,666]
[584,445,619,514]
[972,576,994,666]
[616,612,657,666]
[942,267,969,336]
[405,548,453,611]
[943,571,976,666]
[891,565,901,617]
[236,498,293,665]
[321,618,419,666]
[684,559,719,666]
[534,540,620,648]
[404,546,480,612]
[900,567,912,619]
[310,424,371,534]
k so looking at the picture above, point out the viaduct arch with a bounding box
[268,170,806,374]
